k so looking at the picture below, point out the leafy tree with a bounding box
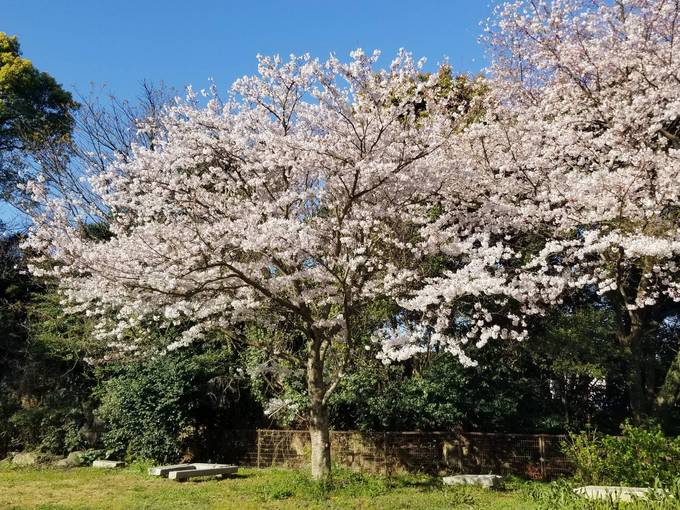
[0,32,77,205]
[527,303,628,431]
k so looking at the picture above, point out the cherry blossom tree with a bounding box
[400,0,680,421]
[25,50,477,478]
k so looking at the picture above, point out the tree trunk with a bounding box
[643,331,657,416]
[622,338,646,421]
[309,400,331,480]
[613,301,647,423]
[307,337,331,480]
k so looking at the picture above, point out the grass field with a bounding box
[0,463,539,510]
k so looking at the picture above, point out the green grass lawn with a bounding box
[0,463,539,510]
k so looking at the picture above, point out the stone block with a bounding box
[54,458,71,468]
[573,486,659,502]
[442,474,504,489]
[66,451,86,465]
[12,452,40,467]
[11,452,58,467]
[55,451,86,468]
[148,464,197,476]
[92,460,125,469]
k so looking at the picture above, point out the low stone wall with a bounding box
[217,429,573,480]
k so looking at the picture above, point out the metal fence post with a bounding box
[538,435,546,480]
[383,432,388,475]
[256,429,262,469]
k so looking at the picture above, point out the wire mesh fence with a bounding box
[217,429,573,480]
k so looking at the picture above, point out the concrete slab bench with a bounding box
[442,474,504,489]
[148,464,199,477]
[92,460,125,469]
[573,486,661,502]
[167,464,237,482]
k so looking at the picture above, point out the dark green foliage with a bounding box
[26,288,98,360]
[8,404,88,454]
[326,299,632,434]
[0,234,261,462]
[330,357,465,431]
[329,347,551,432]
[0,231,264,461]
[0,384,19,457]
[96,343,263,463]
[96,352,203,462]
[0,240,31,457]
[0,234,96,457]
[563,421,680,487]
[527,305,628,432]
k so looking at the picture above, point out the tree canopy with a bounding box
[0,32,77,204]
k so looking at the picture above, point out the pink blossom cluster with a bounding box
[395,0,680,362]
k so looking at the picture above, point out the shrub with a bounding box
[0,387,19,457]
[8,407,87,454]
[328,349,550,432]
[563,421,680,487]
[96,353,201,463]
[95,343,263,463]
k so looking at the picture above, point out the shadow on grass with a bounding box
[225,473,251,479]
[385,477,441,491]
[182,473,253,483]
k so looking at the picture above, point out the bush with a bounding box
[96,353,202,462]
[328,359,466,431]
[563,421,680,487]
[8,406,87,454]
[0,387,19,457]
[96,343,263,463]
[328,348,551,432]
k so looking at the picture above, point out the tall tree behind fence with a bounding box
[218,430,573,480]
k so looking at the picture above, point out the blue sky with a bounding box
[3,0,497,228]
[5,1,495,99]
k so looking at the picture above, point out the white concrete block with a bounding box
[573,486,658,502]
[148,464,197,476]
[443,474,504,489]
[92,460,125,469]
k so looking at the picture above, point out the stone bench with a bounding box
[168,464,237,482]
[148,464,198,477]
[443,474,504,489]
[149,463,237,482]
